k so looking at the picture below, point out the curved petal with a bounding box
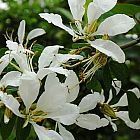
[37,73,67,112]
[87,0,117,24]
[39,13,74,36]
[58,123,75,140]
[47,103,79,125]
[1,71,21,87]
[76,114,106,130]
[78,93,100,113]
[95,14,136,36]
[18,20,25,44]
[0,92,23,118]
[64,70,80,102]
[38,45,63,69]
[19,72,40,113]
[32,123,63,140]
[129,88,140,99]
[68,0,86,21]
[116,111,140,129]
[88,39,125,63]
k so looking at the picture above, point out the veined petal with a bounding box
[6,40,18,51]
[87,0,117,24]
[32,123,63,140]
[37,73,67,112]
[0,92,23,118]
[129,88,140,99]
[1,71,21,87]
[95,14,136,36]
[18,20,25,44]
[38,45,63,69]
[88,39,125,63]
[37,67,70,80]
[19,72,40,112]
[78,93,100,113]
[68,0,86,21]
[47,103,79,125]
[64,70,80,102]
[116,111,140,129]
[76,114,105,130]
[58,123,75,140]
[39,13,74,36]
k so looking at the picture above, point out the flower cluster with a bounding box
[0,0,140,140]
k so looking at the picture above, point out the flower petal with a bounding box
[88,39,125,63]
[68,0,86,21]
[18,20,25,44]
[6,40,18,51]
[129,88,140,99]
[95,14,136,36]
[112,79,122,95]
[87,0,117,24]
[78,93,100,113]
[32,123,63,140]
[19,72,40,112]
[37,73,67,112]
[38,45,63,69]
[64,70,80,102]
[58,123,75,140]
[39,13,74,36]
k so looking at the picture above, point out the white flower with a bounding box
[40,0,136,64]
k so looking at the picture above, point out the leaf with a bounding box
[72,43,89,49]
[16,118,31,140]
[27,28,46,40]
[0,115,16,140]
[127,91,140,122]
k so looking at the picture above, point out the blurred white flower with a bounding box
[0,0,8,10]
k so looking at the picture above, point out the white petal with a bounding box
[0,92,23,118]
[32,123,63,140]
[96,14,136,36]
[112,93,128,107]
[51,54,83,67]
[129,88,140,99]
[64,70,80,102]
[18,20,25,44]
[0,54,13,75]
[112,79,122,95]
[19,72,40,112]
[47,103,79,125]
[76,114,104,130]
[99,90,105,103]
[6,40,18,51]
[1,71,21,87]
[38,45,63,69]
[27,28,46,40]
[116,111,140,129]
[87,0,117,24]
[37,73,67,112]
[105,116,117,131]
[88,39,125,63]
[100,118,109,127]
[58,123,75,140]
[39,13,74,36]
[68,0,86,21]
[78,93,100,113]
[37,67,70,80]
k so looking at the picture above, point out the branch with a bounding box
[121,37,140,49]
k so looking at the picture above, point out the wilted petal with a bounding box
[39,13,74,36]
[95,14,136,36]
[88,39,125,63]
[38,45,63,69]
[1,71,21,87]
[58,123,75,140]
[0,92,23,118]
[129,88,140,99]
[32,123,63,140]
[87,0,117,24]
[78,93,100,113]
[64,70,79,102]
[18,20,25,44]
[37,73,67,112]
[48,103,79,125]
[68,0,86,21]
[19,72,40,112]
[116,111,140,129]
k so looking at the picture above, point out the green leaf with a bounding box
[0,115,16,140]
[127,91,140,122]
[16,118,31,140]
[72,43,89,49]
